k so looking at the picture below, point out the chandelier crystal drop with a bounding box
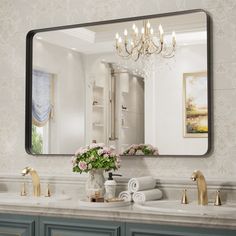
[115,20,176,61]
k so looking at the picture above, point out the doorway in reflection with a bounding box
[87,63,144,153]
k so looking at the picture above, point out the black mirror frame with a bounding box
[25,9,212,157]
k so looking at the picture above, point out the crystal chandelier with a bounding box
[115,20,176,61]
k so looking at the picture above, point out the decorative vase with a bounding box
[85,169,105,198]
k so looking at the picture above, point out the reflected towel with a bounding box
[133,189,162,203]
[128,176,156,193]
[118,191,133,202]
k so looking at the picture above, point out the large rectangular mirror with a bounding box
[26,9,211,156]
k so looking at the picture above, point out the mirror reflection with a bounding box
[30,11,209,155]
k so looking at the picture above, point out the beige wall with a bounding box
[0,0,236,179]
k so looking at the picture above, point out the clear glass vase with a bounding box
[85,169,105,199]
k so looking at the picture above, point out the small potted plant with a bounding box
[122,144,159,156]
[72,143,120,198]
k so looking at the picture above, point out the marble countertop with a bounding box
[0,175,236,230]
[0,198,235,230]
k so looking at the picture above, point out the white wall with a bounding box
[145,44,208,155]
[83,53,111,145]
[33,40,85,154]
[0,0,236,180]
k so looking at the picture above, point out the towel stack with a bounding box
[118,176,162,203]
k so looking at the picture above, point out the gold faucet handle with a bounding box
[181,189,188,204]
[20,183,27,196]
[214,190,222,206]
[45,184,51,197]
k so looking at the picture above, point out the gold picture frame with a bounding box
[183,72,208,138]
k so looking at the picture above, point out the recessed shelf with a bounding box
[93,85,104,89]
[93,105,104,109]
[93,123,104,128]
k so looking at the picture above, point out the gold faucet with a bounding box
[191,170,208,205]
[21,167,41,197]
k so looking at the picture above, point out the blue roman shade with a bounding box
[32,69,53,127]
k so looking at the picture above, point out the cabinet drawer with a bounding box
[40,216,125,236]
[0,214,38,236]
[126,222,236,236]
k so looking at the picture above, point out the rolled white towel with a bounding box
[133,189,162,203]
[128,176,156,193]
[118,191,133,202]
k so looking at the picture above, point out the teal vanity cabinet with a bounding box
[38,217,236,236]
[0,214,39,236]
[40,216,125,236]
[0,214,235,236]
[126,222,236,236]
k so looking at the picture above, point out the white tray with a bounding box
[79,199,131,208]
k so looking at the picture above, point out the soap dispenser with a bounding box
[104,172,122,200]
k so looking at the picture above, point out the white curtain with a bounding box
[32,69,53,127]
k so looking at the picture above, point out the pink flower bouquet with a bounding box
[72,143,120,174]
[122,144,159,156]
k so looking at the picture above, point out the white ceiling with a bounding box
[35,12,207,55]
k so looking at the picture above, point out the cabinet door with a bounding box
[126,222,236,236]
[40,217,125,236]
[0,214,38,236]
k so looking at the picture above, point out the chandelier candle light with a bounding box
[115,20,176,61]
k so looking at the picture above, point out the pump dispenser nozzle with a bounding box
[108,172,122,180]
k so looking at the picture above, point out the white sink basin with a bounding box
[134,200,236,216]
[0,192,71,205]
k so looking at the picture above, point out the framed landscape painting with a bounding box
[183,72,208,138]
